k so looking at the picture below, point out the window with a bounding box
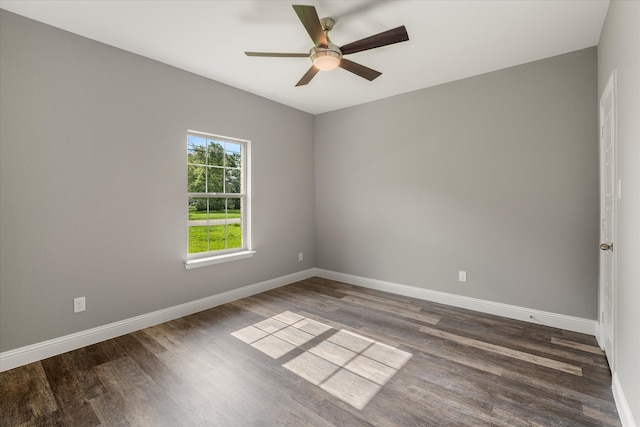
[186,131,252,268]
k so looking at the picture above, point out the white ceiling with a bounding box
[0,0,609,115]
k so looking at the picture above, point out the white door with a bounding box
[599,70,616,369]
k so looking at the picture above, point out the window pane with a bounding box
[225,169,241,193]
[207,166,224,193]
[227,197,243,249]
[189,225,210,254]
[188,197,208,220]
[207,225,227,250]
[227,197,242,216]
[225,142,242,168]
[188,197,209,254]
[208,196,225,215]
[188,165,206,192]
[208,139,224,167]
[226,223,242,249]
[188,135,207,166]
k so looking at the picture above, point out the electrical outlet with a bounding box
[458,271,467,283]
[74,297,86,313]
[298,252,304,262]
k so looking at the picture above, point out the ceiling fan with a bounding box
[245,4,409,87]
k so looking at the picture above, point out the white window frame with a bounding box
[185,130,253,269]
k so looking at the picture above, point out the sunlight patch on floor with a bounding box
[231,311,411,409]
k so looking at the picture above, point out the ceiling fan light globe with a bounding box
[310,45,342,71]
[314,55,340,71]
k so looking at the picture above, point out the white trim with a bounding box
[315,269,597,335]
[595,321,604,349]
[613,372,638,427]
[187,129,250,144]
[184,250,255,269]
[0,268,315,372]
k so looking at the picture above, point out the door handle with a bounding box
[600,243,613,251]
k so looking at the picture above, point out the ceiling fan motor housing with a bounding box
[320,17,335,32]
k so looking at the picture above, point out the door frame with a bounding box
[597,69,617,370]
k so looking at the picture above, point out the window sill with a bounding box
[184,250,256,270]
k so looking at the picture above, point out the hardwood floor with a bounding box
[0,277,620,426]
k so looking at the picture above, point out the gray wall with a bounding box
[598,0,640,422]
[315,48,599,319]
[0,11,315,352]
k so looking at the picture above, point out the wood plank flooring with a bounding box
[0,277,621,426]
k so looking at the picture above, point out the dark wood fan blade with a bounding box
[292,5,328,47]
[339,58,382,81]
[340,26,409,55]
[295,66,320,87]
[245,52,309,57]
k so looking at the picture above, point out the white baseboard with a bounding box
[613,372,638,427]
[595,320,603,349]
[0,268,316,372]
[315,269,597,335]
[0,268,600,372]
